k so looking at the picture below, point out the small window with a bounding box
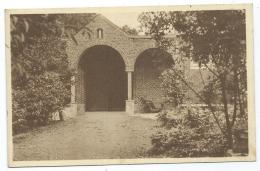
[97,28,103,39]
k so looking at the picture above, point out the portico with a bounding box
[66,14,174,116]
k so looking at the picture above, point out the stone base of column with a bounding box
[77,103,85,115]
[126,100,135,115]
[60,103,77,120]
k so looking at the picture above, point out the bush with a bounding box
[148,107,229,157]
[134,97,147,113]
[11,35,72,134]
[11,14,97,134]
[12,72,70,134]
[160,67,187,106]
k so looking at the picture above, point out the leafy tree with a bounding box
[138,10,247,150]
[11,14,96,133]
[121,25,139,35]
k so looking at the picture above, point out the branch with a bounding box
[231,94,237,128]
[203,63,220,79]
[198,67,206,87]
[231,69,239,128]
[173,70,225,134]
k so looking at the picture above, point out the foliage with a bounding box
[149,108,228,157]
[11,14,95,133]
[134,97,148,113]
[12,36,72,133]
[160,66,187,105]
[12,72,71,134]
[11,14,96,85]
[121,25,139,35]
[138,10,247,149]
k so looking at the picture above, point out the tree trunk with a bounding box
[231,69,239,127]
[220,75,233,149]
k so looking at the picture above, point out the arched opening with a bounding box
[97,28,103,39]
[79,45,127,111]
[133,48,174,112]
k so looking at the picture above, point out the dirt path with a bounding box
[13,112,158,161]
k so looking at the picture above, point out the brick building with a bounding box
[65,14,203,117]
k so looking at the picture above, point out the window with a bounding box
[97,28,103,39]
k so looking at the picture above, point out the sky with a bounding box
[100,12,142,30]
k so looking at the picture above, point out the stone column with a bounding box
[127,71,132,100]
[77,69,85,114]
[63,75,77,120]
[71,75,76,103]
[70,75,77,117]
[126,70,134,114]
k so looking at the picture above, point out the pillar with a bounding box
[127,71,132,100]
[71,75,76,103]
[77,68,85,114]
[70,75,77,116]
[62,75,77,120]
[126,70,134,114]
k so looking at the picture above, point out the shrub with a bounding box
[148,107,229,157]
[12,72,71,134]
[160,68,187,106]
[134,97,147,113]
[11,14,94,134]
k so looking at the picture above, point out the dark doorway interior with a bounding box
[81,45,127,111]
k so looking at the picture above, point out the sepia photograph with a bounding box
[5,4,255,167]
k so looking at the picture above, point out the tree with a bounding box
[121,25,139,35]
[11,14,96,133]
[138,10,247,150]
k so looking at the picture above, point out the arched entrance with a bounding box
[133,48,174,112]
[79,45,127,111]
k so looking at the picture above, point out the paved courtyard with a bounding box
[13,112,158,161]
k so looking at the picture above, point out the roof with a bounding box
[77,13,176,40]
[128,35,152,39]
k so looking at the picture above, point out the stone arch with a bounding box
[76,45,127,112]
[133,46,175,68]
[73,40,130,71]
[133,48,174,113]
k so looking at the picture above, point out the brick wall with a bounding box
[66,14,214,114]
[133,49,173,112]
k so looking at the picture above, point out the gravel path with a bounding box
[13,112,157,161]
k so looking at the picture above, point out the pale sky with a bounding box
[100,12,142,31]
